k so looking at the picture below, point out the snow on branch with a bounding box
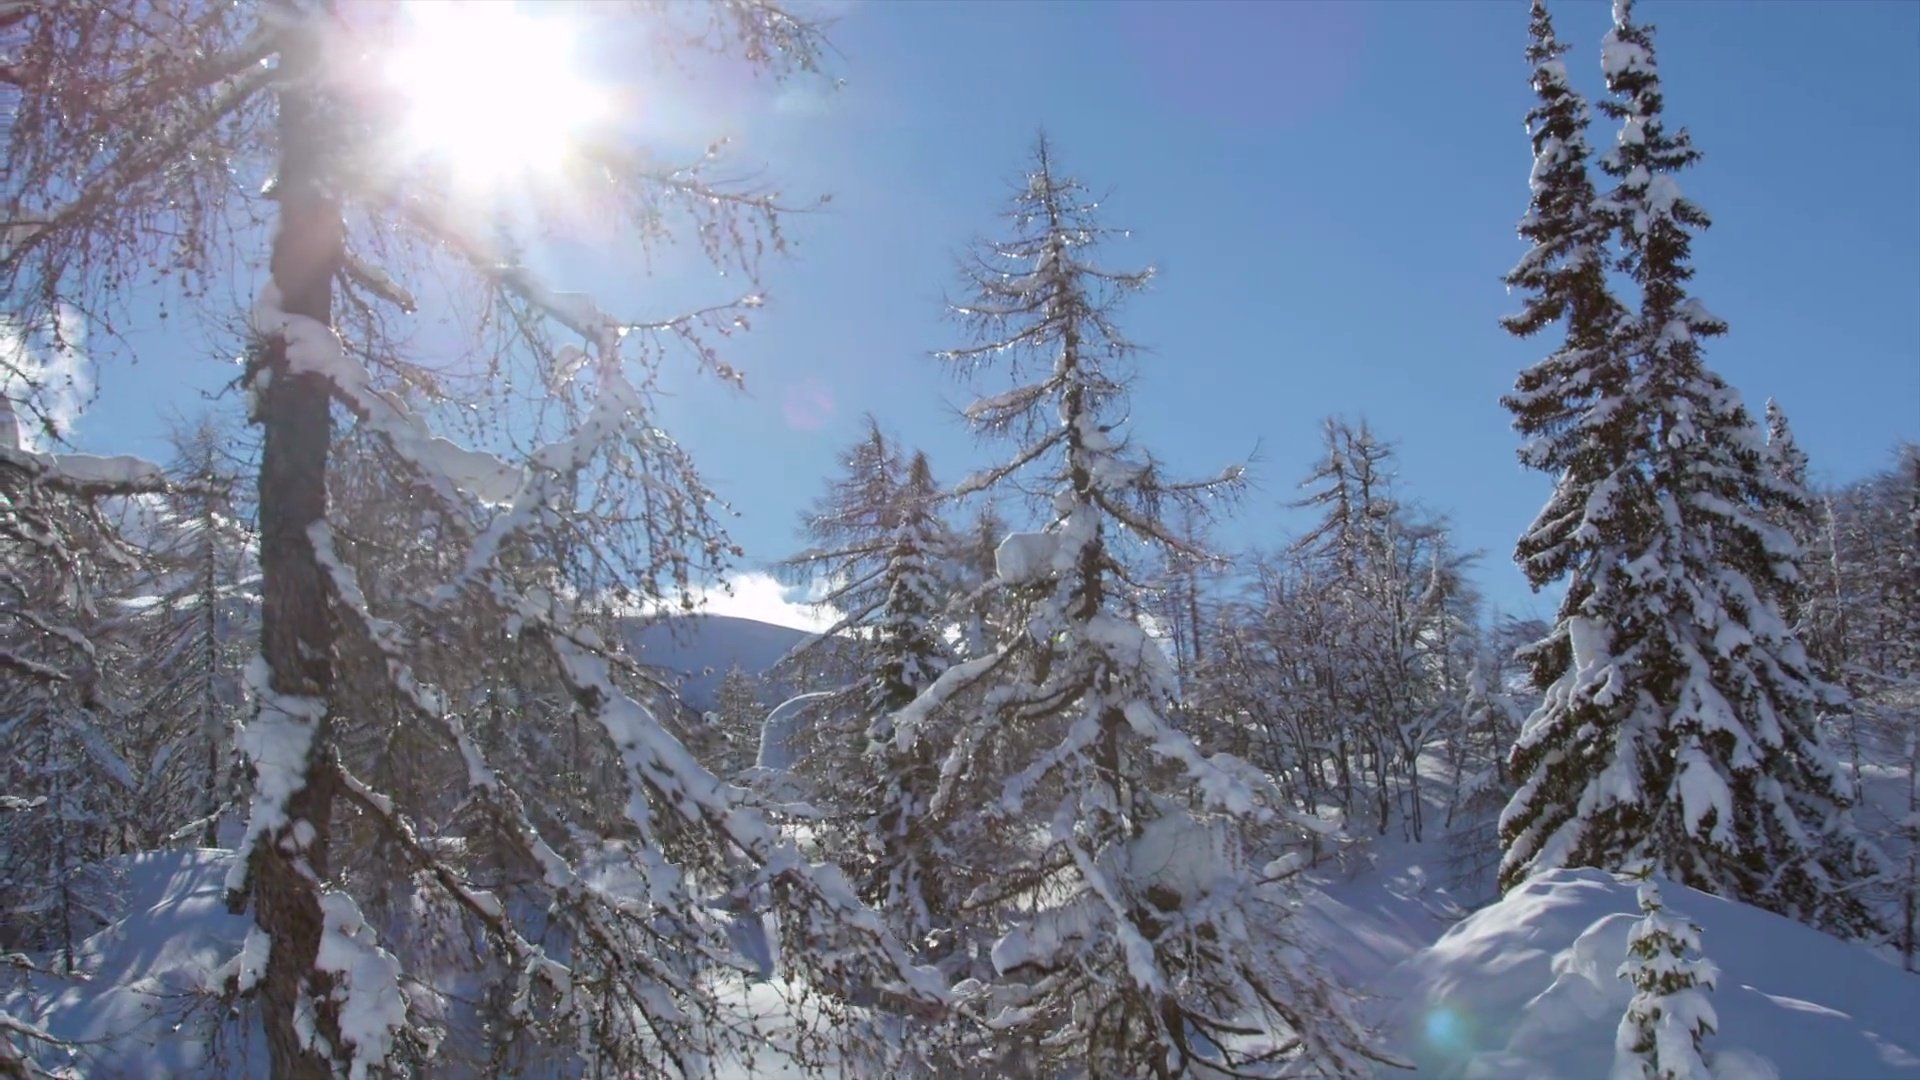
[313,891,409,1080]
[253,283,524,508]
[223,654,324,899]
[533,616,948,1009]
[0,445,170,497]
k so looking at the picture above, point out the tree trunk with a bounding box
[246,22,345,1077]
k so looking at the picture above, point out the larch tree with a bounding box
[122,418,255,850]
[888,136,1391,1078]
[1288,417,1475,841]
[0,423,169,974]
[3,2,941,1075]
[1812,445,1920,969]
[1497,0,1879,938]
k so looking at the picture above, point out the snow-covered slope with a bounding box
[12,842,1920,1077]
[3,849,261,1077]
[1379,867,1920,1079]
[622,614,810,711]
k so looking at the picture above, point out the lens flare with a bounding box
[1424,1004,1472,1055]
[382,1,609,190]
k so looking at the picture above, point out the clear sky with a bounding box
[74,0,1920,628]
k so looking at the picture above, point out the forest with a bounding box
[2,0,1916,1077]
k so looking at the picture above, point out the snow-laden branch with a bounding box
[253,284,524,508]
[1,446,170,497]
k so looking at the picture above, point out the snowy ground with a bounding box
[1306,834,1920,1078]
[12,837,1917,1077]
[8,806,1918,1077]
[2,849,266,1077]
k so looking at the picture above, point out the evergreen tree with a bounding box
[1499,0,1635,702]
[1497,0,1878,937]
[778,425,960,943]
[709,662,767,778]
[858,450,957,946]
[1761,398,1822,632]
[1614,873,1717,1080]
[892,137,1389,1077]
[1762,399,1810,495]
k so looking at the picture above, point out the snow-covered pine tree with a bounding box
[890,136,1390,1077]
[1614,873,1717,1080]
[1498,0,1635,708]
[1762,399,1810,497]
[1497,0,1879,937]
[4,4,941,1073]
[779,420,945,767]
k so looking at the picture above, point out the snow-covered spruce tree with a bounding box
[889,137,1391,1077]
[1760,398,1824,633]
[1614,873,1717,1080]
[4,3,941,1075]
[1497,0,1635,715]
[858,450,957,948]
[780,427,959,949]
[1496,0,1879,937]
[775,423,911,773]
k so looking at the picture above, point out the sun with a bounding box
[382,1,609,190]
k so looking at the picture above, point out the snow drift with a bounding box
[1384,868,1920,1079]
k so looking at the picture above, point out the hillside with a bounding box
[622,614,813,712]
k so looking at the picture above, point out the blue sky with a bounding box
[75,0,1920,627]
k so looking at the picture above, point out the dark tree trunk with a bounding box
[246,24,345,1078]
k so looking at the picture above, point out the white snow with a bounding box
[312,892,409,1080]
[1381,868,1920,1078]
[1601,33,1654,81]
[757,690,832,771]
[42,453,166,488]
[994,531,1058,586]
